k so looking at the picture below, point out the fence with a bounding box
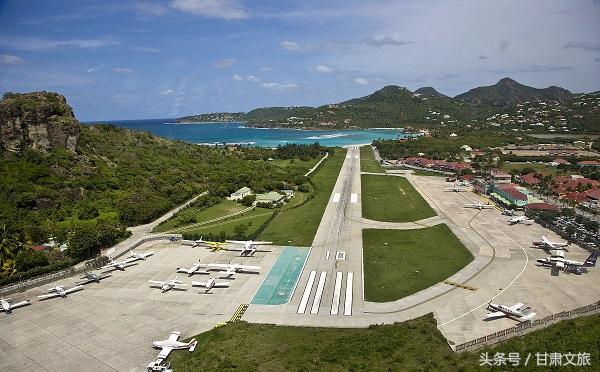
[453,302,600,352]
[0,234,181,296]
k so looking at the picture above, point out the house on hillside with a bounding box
[229,187,252,200]
[550,158,570,166]
[577,160,600,167]
[255,191,285,207]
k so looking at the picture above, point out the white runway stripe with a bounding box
[350,193,358,203]
[332,193,341,203]
[344,272,353,316]
[310,272,327,314]
[297,271,316,314]
[331,272,343,315]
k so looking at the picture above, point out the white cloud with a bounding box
[160,89,175,95]
[261,82,298,90]
[0,36,119,51]
[314,64,333,73]
[246,74,260,82]
[363,36,412,47]
[170,0,249,20]
[213,58,236,69]
[132,46,161,53]
[353,77,369,85]
[232,74,244,81]
[112,67,135,74]
[86,67,100,73]
[0,54,24,65]
[280,40,301,51]
[135,1,168,16]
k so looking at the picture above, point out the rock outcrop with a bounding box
[0,91,80,153]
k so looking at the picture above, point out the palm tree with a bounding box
[0,224,19,269]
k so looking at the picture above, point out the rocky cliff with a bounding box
[0,91,80,153]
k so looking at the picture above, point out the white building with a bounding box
[229,187,252,200]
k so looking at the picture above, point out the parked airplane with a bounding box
[1,298,31,314]
[76,271,111,285]
[464,202,494,210]
[532,235,571,251]
[151,331,197,361]
[445,184,468,192]
[502,209,517,216]
[485,302,536,321]
[37,285,84,300]
[508,216,532,225]
[206,241,227,252]
[148,274,187,293]
[127,250,154,261]
[207,263,260,278]
[536,250,598,271]
[101,257,137,271]
[192,278,231,292]
[177,261,209,276]
[225,240,273,256]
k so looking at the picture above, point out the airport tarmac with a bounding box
[0,241,281,371]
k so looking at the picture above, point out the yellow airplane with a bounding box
[206,241,227,252]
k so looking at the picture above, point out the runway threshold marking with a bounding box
[331,272,343,315]
[311,271,328,314]
[228,304,249,322]
[297,271,317,314]
[344,272,353,316]
[332,193,341,203]
[351,193,358,203]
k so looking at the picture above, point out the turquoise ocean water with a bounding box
[85,119,409,147]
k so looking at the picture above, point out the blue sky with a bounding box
[0,0,599,120]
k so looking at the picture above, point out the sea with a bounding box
[83,119,411,148]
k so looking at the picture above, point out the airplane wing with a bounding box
[37,292,60,300]
[236,265,260,271]
[64,286,84,294]
[191,281,207,287]
[148,280,166,285]
[214,281,231,288]
[143,251,155,258]
[10,300,31,309]
[252,241,272,245]
[207,263,229,270]
[542,236,552,246]
[485,311,505,318]
[168,332,180,341]
[509,303,524,311]
[157,346,174,360]
[177,268,190,273]
[76,277,94,285]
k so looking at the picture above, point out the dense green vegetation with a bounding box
[169,312,600,371]
[360,146,384,173]
[361,175,436,222]
[259,151,344,246]
[363,225,473,302]
[153,198,246,233]
[182,208,275,242]
[0,120,324,283]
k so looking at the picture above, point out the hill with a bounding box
[455,77,573,109]
[0,92,319,285]
[414,86,447,98]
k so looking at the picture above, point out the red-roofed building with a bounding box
[524,202,560,212]
[31,245,47,252]
[584,189,600,206]
[519,173,540,185]
[577,160,600,167]
[551,158,570,166]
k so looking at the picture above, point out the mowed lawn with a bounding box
[259,151,345,246]
[181,208,273,238]
[360,146,384,173]
[361,174,435,222]
[153,200,247,233]
[168,312,600,371]
[363,225,473,302]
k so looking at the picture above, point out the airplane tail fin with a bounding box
[585,250,598,267]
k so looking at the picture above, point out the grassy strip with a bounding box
[169,312,600,371]
[259,151,345,246]
[360,146,384,173]
[181,208,273,241]
[363,225,473,302]
[361,174,436,222]
[153,200,246,233]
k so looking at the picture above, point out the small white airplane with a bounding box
[502,209,517,216]
[37,285,84,300]
[537,250,598,271]
[152,331,197,361]
[464,202,494,210]
[225,240,273,256]
[148,274,187,293]
[508,216,532,225]
[445,184,468,192]
[101,256,137,271]
[532,235,571,251]
[177,261,209,276]
[191,238,206,248]
[1,298,31,314]
[127,250,154,261]
[486,302,536,321]
[207,263,261,278]
[192,277,231,292]
[76,271,111,285]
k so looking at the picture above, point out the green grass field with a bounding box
[361,174,436,222]
[501,162,565,176]
[360,146,384,173]
[259,151,345,246]
[168,312,600,371]
[363,225,473,302]
[180,208,273,238]
[153,200,247,233]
